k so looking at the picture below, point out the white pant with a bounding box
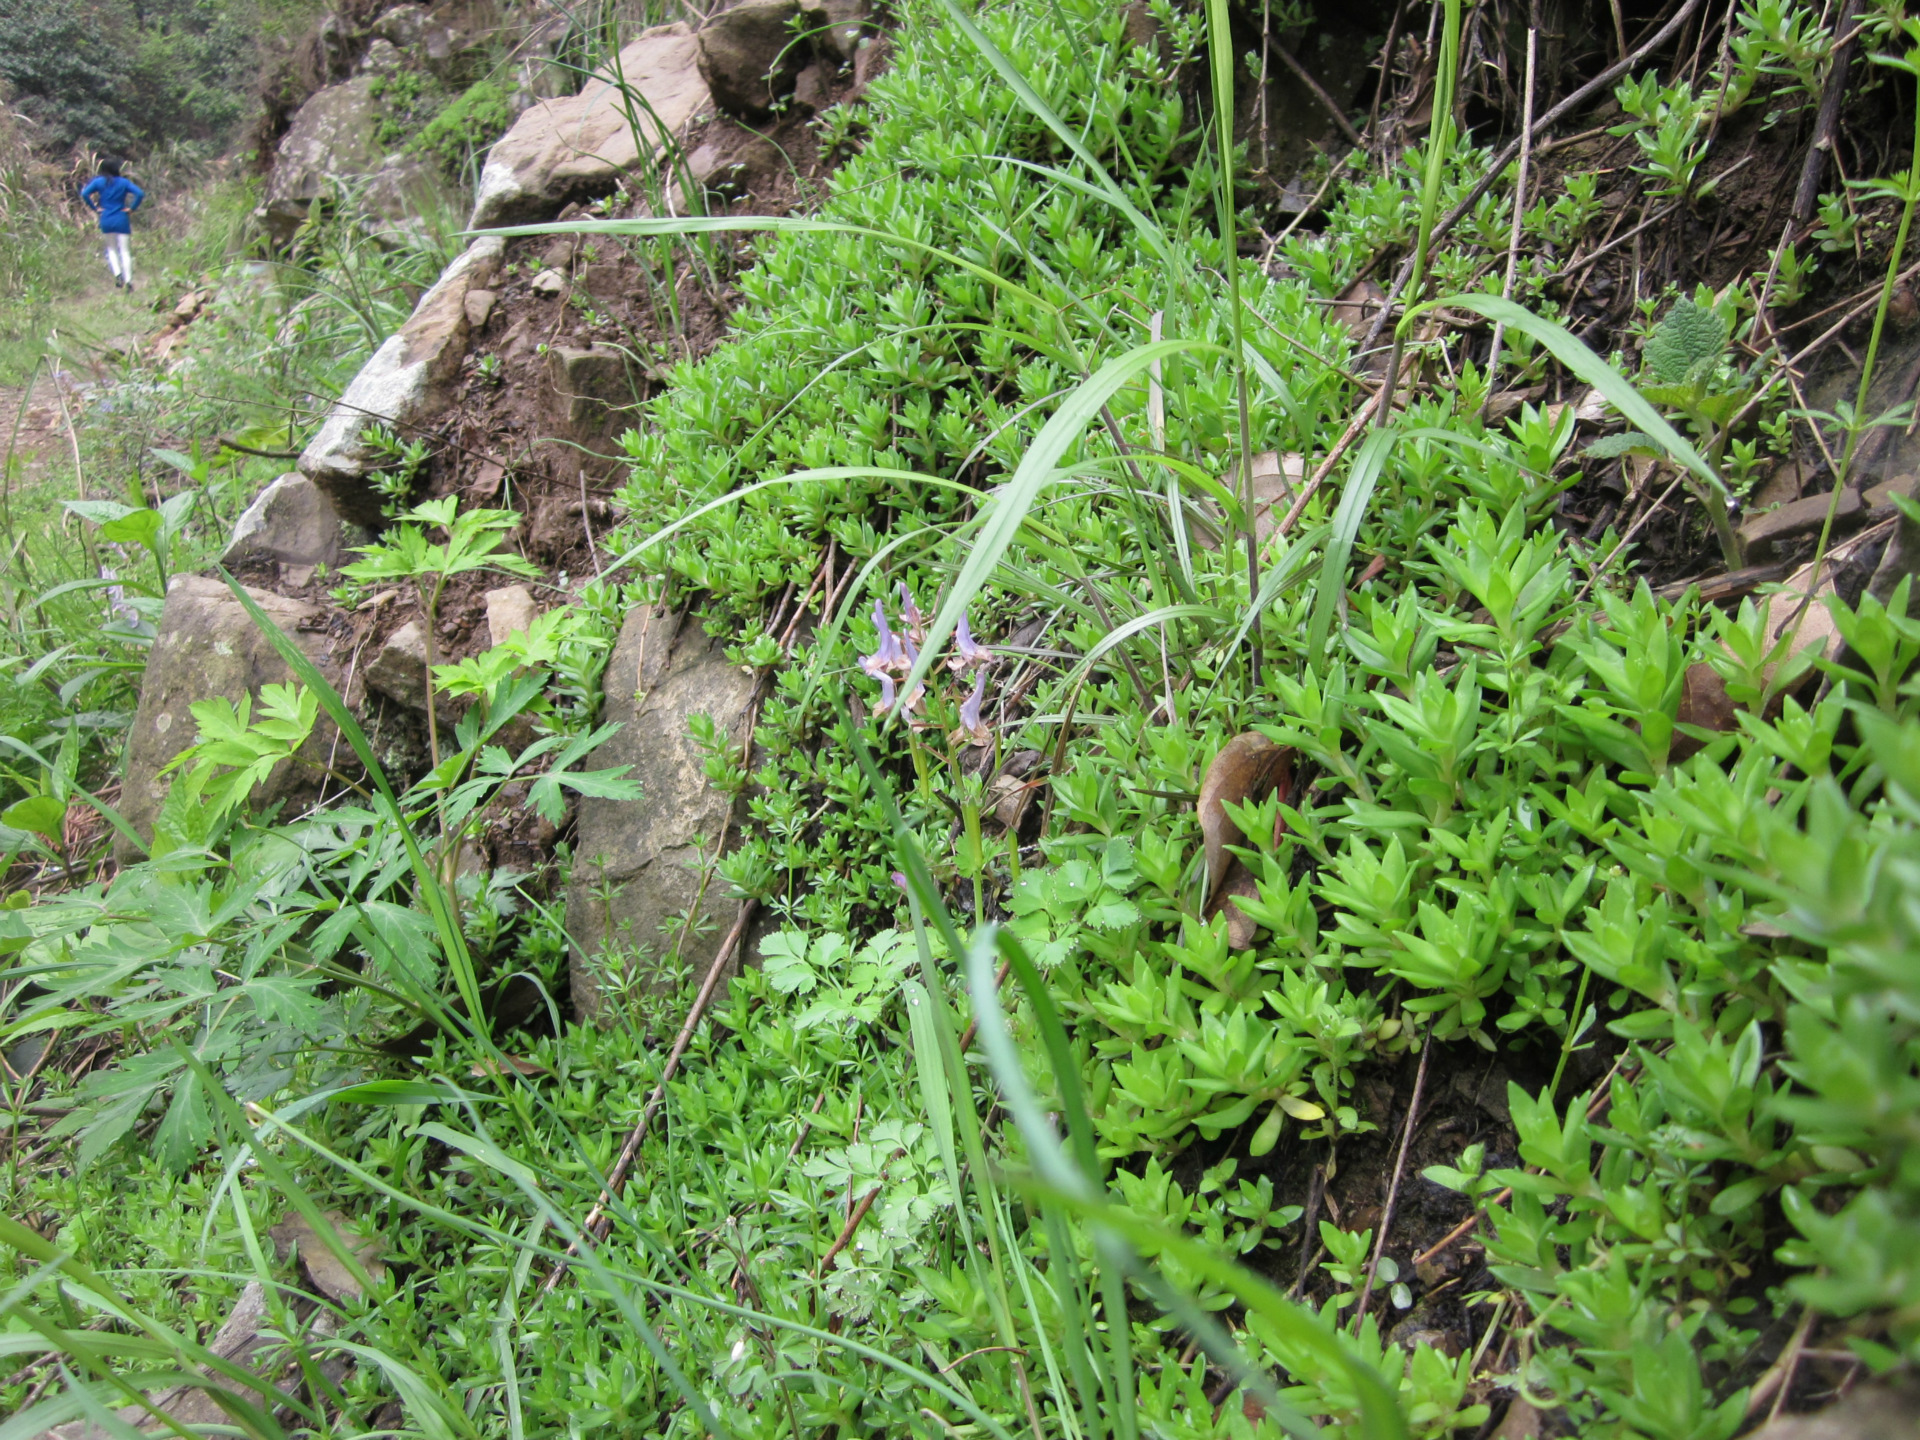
[103,233,131,284]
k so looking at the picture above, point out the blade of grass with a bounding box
[1204,0,1263,684]
[900,338,1225,711]
[1305,426,1396,663]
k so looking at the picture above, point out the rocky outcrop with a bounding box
[257,74,451,244]
[259,76,389,243]
[468,24,710,229]
[564,607,755,1020]
[118,578,346,858]
[297,236,504,525]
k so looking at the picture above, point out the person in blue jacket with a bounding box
[79,159,146,292]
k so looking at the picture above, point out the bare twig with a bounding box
[1484,27,1538,408]
[1270,376,1393,543]
[1747,1306,1818,1419]
[1353,1041,1431,1325]
[540,900,759,1292]
[1272,44,1365,147]
[1792,0,1865,222]
[816,1183,884,1274]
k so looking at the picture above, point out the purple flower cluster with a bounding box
[860,585,997,745]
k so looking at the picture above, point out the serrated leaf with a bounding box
[153,1068,212,1173]
[1083,896,1141,932]
[1643,299,1728,385]
[760,932,819,995]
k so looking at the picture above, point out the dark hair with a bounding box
[98,158,121,177]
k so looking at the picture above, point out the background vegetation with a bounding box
[4,0,1920,1433]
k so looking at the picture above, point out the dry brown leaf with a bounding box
[270,1209,387,1304]
[1214,862,1261,950]
[1198,732,1291,905]
[1760,557,1846,686]
[1672,661,1740,759]
[469,1056,551,1077]
[1494,1398,1543,1440]
[1330,278,1386,341]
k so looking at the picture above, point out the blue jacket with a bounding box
[80,175,145,234]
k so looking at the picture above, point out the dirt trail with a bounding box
[1,272,155,489]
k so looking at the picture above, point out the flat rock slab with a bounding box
[565,607,754,1021]
[298,236,503,526]
[469,24,710,229]
[1738,487,1862,559]
[118,578,345,861]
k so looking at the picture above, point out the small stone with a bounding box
[365,620,432,710]
[485,585,538,646]
[463,287,496,328]
[371,3,427,47]
[529,267,567,297]
[1752,457,1811,510]
[1863,472,1918,511]
[1738,487,1862,559]
[578,264,627,300]
[564,607,757,1021]
[223,472,367,569]
[469,26,710,229]
[1493,1399,1543,1439]
[792,61,831,112]
[358,36,404,75]
[1384,1321,1462,1358]
[118,578,344,858]
[548,343,633,443]
[798,0,866,64]
[299,237,504,526]
[697,0,805,115]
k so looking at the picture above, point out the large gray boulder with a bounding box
[297,236,503,526]
[118,578,347,859]
[469,25,710,229]
[564,607,755,1021]
[258,77,388,244]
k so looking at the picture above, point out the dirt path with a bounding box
[1,273,155,489]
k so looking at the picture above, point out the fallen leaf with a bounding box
[1198,732,1292,905]
[1331,278,1386,342]
[270,1209,387,1304]
[1494,1398,1543,1440]
[469,1056,550,1077]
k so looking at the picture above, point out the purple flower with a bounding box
[874,673,898,714]
[956,669,990,745]
[891,871,909,893]
[861,599,907,679]
[898,584,926,642]
[948,612,992,672]
[101,566,138,626]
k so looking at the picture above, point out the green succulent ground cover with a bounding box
[8,0,1920,1433]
